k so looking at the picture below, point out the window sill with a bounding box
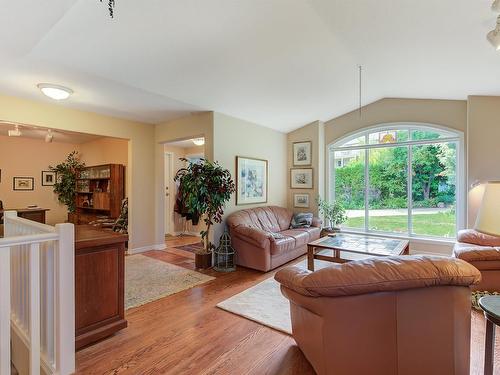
[339,229,456,246]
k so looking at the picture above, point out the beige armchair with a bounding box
[275,255,481,375]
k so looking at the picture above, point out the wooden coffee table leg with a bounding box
[307,245,315,271]
[485,319,495,375]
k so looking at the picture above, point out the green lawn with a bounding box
[344,212,456,238]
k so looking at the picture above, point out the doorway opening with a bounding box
[163,137,205,252]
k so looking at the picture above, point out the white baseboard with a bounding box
[128,243,166,255]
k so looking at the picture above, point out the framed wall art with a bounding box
[290,168,313,189]
[294,193,310,208]
[41,171,57,186]
[13,177,34,191]
[293,141,312,166]
[236,156,268,205]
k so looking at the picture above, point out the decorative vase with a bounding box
[195,252,212,269]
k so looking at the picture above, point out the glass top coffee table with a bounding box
[307,233,410,271]
[479,296,500,375]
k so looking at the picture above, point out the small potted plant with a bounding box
[174,158,235,269]
[49,151,85,223]
[317,196,347,235]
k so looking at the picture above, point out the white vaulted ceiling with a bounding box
[0,0,499,132]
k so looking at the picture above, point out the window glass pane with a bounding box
[334,150,365,230]
[411,129,454,141]
[411,142,457,237]
[368,147,408,233]
[337,135,365,148]
[368,130,409,145]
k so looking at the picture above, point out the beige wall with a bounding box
[324,98,468,144]
[0,94,155,251]
[213,112,288,243]
[0,135,79,225]
[155,112,214,247]
[79,137,128,168]
[467,96,500,226]
[287,121,325,216]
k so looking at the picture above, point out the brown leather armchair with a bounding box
[275,255,481,375]
[453,229,500,292]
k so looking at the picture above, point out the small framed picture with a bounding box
[41,171,56,186]
[293,141,312,166]
[294,193,310,208]
[236,156,268,205]
[13,177,34,191]
[290,168,313,189]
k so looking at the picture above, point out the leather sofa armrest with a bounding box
[274,266,318,297]
[311,217,323,228]
[231,225,272,248]
[457,229,500,247]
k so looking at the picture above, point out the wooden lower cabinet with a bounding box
[75,225,128,350]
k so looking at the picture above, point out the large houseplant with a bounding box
[174,158,235,268]
[49,151,85,220]
[317,196,347,232]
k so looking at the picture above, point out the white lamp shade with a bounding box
[475,182,500,236]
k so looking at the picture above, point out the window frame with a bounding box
[328,123,465,240]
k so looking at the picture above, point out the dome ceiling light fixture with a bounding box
[99,0,116,18]
[487,15,500,51]
[192,138,205,146]
[37,83,73,100]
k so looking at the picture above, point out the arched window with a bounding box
[329,124,463,239]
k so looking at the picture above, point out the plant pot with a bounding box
[195,252,212,269]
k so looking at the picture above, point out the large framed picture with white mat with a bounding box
[236,156,268,205]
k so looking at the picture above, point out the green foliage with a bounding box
[49,151,85,213]
[317,196,347,228]
[334,141,456,210]
[174,158,235,253]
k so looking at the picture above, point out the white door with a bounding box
[164,153,173,235]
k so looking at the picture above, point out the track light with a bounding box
[8,124,22,137]
[45,129,54,143]
[487,16,500,50]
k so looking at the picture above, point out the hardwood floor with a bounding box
[76,240,498,374]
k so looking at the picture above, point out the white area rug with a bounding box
[216,256,344,334]
[126,254,215,309]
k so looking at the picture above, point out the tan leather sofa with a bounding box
[453,229,500,292]
[275,255,481,375]
[226,206,322,272]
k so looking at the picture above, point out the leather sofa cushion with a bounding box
[453,242,500,262]
[271,236,296,255]
[275,255,481,298]
[457,229,500,247]
[281,229,310,247]
[226,206,294,233]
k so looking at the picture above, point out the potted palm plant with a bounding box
[174,158,235,269]
[49,151,85,223]
[317,196,347,234]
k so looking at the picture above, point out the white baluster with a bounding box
[0,246,11,375]
[29,243,40,375]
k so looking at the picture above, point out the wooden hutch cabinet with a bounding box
[75,164,125,224]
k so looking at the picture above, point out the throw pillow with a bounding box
[290,212,313,228]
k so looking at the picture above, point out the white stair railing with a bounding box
[0,211,75,375]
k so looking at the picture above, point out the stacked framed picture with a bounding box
[291,141,313,208]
